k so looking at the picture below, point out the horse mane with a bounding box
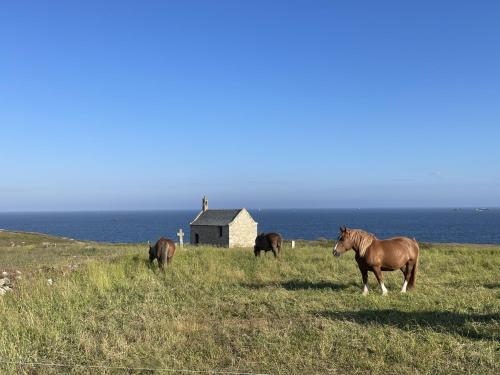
[347,229,377,256]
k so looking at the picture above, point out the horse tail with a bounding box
[272,235,282,259]
[158,239,168,260]
[278,234,284,252]
[408,239,419,288]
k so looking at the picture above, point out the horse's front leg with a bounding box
[373,266,388,295]
[360,267,369,295]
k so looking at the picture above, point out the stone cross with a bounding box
[177,229,184,248]
[291,240,296,249]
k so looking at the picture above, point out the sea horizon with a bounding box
[1,206,499,214]
[1,208,499,245]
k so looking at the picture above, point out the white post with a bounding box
[177,229,184,248]
[291,240,295,249]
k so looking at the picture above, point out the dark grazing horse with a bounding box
[333,226,419,295]
[148,237,176,270]
[254,232,283,259]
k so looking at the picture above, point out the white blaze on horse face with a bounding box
[401,280,408,293]
[334,243,338,251]
[362,284,369,295]
[381,283,388,295]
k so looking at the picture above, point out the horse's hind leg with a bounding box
[400,265,407,285]
[373,266,388,295]
[158,257,166,272]
[272,245,280,260]
[401,261,415,293]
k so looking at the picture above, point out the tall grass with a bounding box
[0,232,498,374]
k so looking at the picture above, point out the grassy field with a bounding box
[0,230,499,374]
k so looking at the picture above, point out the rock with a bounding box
[0,288,6,296]
[47,278,53,286]
[1,271,8,277]
[2,286,12,292]
[0,278,10,287]
[15,275,22,280]
[16,270,22,275]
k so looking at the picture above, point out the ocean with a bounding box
[0,208,499,245]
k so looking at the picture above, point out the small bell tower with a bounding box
[202,196,208,212]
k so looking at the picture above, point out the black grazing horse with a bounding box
[254,232,283,259]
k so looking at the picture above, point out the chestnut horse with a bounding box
[148,237,176,271]
[333,226,419,295]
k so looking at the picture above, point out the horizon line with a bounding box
[0,206,498,214]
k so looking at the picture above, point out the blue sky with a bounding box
[1,1,499,211]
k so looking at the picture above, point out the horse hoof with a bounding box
[362,291,368,296]
[382,291,388,296]
[400,289,407,293]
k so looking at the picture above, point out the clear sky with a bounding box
[1,1,499,211]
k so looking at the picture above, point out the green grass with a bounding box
[0,230,499,374]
